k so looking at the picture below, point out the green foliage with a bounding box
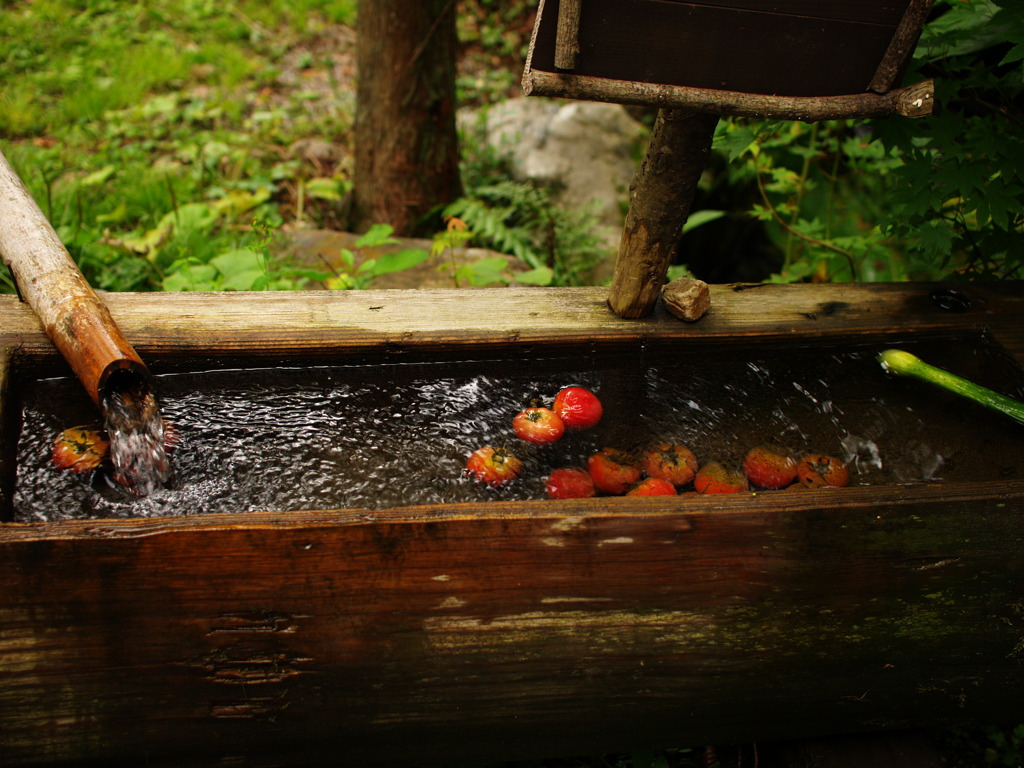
[443,181,604,287]
[982,723,1024,766]
[709,0,1024,283]
[324,220,555,290]
[456,0,536,105]
[163,217,328,291]
[327,224,431,290]
[874,0,1024,279]
[0,0,355,294]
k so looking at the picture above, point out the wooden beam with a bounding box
[608,108,719,318]
[3,483,1024,765]
[0,149,149,406]
[523,71,936,121]
[2,283,1022,364]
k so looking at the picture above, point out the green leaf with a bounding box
[366,248,430,277]
[163,262,219,291]
[95,201,128,224]
[208,249,270,290]
[514,265,554,285]
[211,186,272,216]
[211,248,265,277]
[714,125,758,162]
[80,165,116,187]
[304,176,346,201]
[682,209,726,233]
[355,223,399,248]
[465,256,509,286]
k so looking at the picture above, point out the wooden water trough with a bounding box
[3,282,1024,766]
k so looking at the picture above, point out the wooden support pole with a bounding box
[0,148,149,407]
[870,0,936,93]
[608,109,719,319]
[553,0,582,70]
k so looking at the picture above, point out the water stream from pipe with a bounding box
[100,370,172,496]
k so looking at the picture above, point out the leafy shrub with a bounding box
[705,0,1023,283]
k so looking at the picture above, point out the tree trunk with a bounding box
[608,108,719,319]
[351,0,463,236]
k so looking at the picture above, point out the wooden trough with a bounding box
[3,282,1024,766]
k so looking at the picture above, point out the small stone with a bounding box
[662,277,711,322]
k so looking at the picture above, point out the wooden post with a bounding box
[608,109,719,319]
[554,0,582,70]
[0,149,149,406]
[870,0,936,93]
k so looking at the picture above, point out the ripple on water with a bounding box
[13,341,1024,521]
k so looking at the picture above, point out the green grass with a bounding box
[0,0,357,292]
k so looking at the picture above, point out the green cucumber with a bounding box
[878,348,1024,426]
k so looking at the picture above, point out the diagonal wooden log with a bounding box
[0,148,150,406]
[608,108,719,318]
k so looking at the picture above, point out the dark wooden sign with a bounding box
[524,0,936,120]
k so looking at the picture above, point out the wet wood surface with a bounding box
[3,283,1023,363]
[3,283,1024,765]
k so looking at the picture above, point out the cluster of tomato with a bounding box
[464,387,850,498]
[463,385,602,490]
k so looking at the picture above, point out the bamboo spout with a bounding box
[0,148,149,406]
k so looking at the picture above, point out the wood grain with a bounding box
[3,283,1020,365]
[3,485,1024,765]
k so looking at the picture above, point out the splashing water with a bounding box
[12,337,1024,521]
[101,372,172,496]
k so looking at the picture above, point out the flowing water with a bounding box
[101,370,172,497]
[10,337,1024,521]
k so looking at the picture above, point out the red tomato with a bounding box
[642,443,698,487]
[796,454,850,488]
[552,386,603,431]
[51,425,109,474]
[545,467,596,499]
[694,461,749,494]
[586,447,642,495]
[742,445,798,489]
[512,407,565,445]
[626,477,677,496]
[465,445,523,488]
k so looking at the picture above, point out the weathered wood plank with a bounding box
[2,484,1024,766]
[2,283,1021,364]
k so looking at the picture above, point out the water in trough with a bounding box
[9,337,1024,521]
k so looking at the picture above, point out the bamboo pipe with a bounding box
[0,148,150,407]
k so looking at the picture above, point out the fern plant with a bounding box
[442,180,605,286]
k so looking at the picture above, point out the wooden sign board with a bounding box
[523,0,935,119]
